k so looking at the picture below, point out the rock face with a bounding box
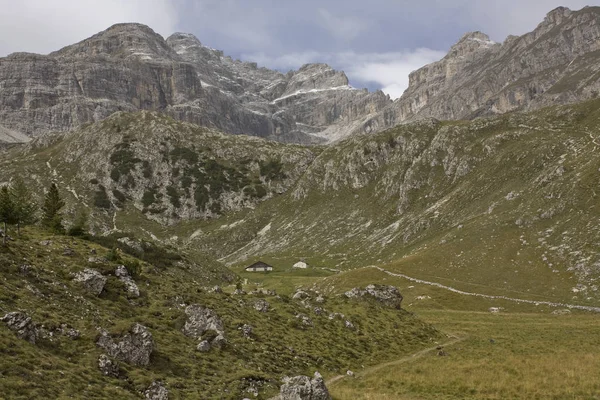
[280,372,331,400]
[0,23,389,144]
[96,323,154,366]
[73,268,107,295]
[344,285,403,309]
[1,312,38,343]
[362,6,600,132]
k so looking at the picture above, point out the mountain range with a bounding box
[1,6,599,144]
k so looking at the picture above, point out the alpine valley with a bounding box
[1,5,600,400]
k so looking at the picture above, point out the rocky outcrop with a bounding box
[1,312,38,343]
[115,265,140,298]
[145,381,169,400]
[96,323,154,366]
[73,268,107,295]
[280,372,331,400]
[0,23,390,144]
[253,299,270,313]
[344,285,403,309]
[182,305,227,350]
[362,6,600,132]
[182,305,224,338]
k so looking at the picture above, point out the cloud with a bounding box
[316,8,370,41]
[243,48,446,99]
[0,0,178,56]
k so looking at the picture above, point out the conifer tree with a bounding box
[41,183,65,234]
[0,186,17,245]
[9,176,38,235]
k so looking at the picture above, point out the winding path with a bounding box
[371,266,600,313]
[326,335,466,387]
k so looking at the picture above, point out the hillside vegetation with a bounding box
[0,227,440,399]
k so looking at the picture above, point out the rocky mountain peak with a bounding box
[51,22,176,61]
[446,31,497,59]
[284,63,350,95]
[543,6,573,26]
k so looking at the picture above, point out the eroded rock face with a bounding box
[96,323,154,366]
[1,312,38,343]
[73,268,107,295]
[0,23,390,144]
[344,285,403,309]
[363,6,600,132]
[280,372,331,400]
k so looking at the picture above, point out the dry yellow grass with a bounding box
[330,310,600,400]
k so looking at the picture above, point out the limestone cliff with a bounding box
[0,24,390,144]
[362,6,600,131]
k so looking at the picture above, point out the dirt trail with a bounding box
[372,266,600,313]
[326,336,466,386]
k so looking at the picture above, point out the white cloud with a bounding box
[0,0,178,56]
[243,48,446,99]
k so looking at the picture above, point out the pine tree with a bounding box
[41,183,65,234]
[9,176,38,235]
[0,186,17,245]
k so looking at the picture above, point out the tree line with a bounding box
[0,178,69,245]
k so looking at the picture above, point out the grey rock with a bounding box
[62,247,75,256]
[344,285,403,309]
[210,285,223,294]
[280,372,331,400]
[315,295,325,304]
[182,305,225,339]
[239,324,253,338]
[96,323,154,366]
[145,381,169,400]
[211,333,227,349]
[115,265,140,298]
[344,320,355,330]
[292,290,310,301]
[1,312,38,343]
[233,289,247,296]
[295,314,313,327]
[39,240,52,246]
[98,354,120,377]
[254,299,270,313]
[59,323,81,340]
[197,340,211,352]
[73,268,107,295]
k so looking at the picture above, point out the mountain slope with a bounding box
[189,99,600,306]
[3,99,600,306]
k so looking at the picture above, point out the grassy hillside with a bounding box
[0,227,440,399]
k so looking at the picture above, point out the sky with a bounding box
[0,0,593,98]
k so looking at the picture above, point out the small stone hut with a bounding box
[244,261,274,272]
